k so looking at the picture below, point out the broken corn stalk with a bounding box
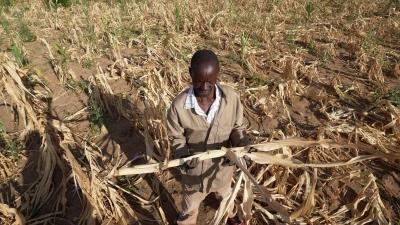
[115,137,394,176]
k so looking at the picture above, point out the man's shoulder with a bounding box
[218,84,239,98]
[171,87,190,108]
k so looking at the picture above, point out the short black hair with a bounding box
[190,50,219,69]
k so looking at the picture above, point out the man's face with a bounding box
[189,63,219,98]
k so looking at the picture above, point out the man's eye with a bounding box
[193,80,212,84]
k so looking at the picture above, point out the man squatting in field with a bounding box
[167,50,254,225]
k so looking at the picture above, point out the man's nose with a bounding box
[200,82,207,89]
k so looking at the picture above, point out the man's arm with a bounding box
[229,94,250,147]
[167,105,189,159]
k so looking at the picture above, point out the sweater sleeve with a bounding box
[229,94,250,147]
[167,104,189,159]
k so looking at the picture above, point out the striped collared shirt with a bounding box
[184,85,221,126]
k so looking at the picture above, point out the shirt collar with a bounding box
[184,85,220,110]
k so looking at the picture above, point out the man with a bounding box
[167,50,249,225]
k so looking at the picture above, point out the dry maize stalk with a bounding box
[115,138,392,176]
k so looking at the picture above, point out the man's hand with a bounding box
[243,147,258,166]
[222,147,258,167]
[185,157,200,169]
[222,158,235,166]
[181,154,200,170]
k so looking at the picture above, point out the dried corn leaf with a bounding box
[241,170,254,224]
[224,148,291,223]
[289,168,317,220]
[116,138,395,176]
[210,171,244,225]
[0,203,26,225]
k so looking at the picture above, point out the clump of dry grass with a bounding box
[0,203,25,225]
[116,137,398,224]
[0,51,55,224]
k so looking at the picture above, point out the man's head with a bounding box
[189,50,219,98]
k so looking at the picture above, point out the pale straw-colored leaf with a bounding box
[241,169,254,224]
[224,148,291,223]
[209,171,244,224]
[116,138,397,176]
[289,168,317,220]
[0,203,26,225]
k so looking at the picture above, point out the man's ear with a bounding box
[188,66,192,77]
